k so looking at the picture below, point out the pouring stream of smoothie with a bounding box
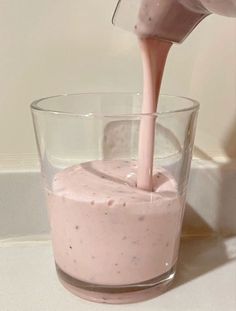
[137,38,172,191]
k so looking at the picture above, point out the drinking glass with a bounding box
[31,93,199,304]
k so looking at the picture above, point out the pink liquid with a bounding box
[137,38,172,191]
[46,0,208,303]
[135,0,208,190]
[134,0,209,43]
[47,160,183,286]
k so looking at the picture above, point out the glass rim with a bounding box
[31,92,200,117]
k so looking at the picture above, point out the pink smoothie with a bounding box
[135,0,208,191]
[47,160,183,286]
[134,0,209,43]
[137,38,172,191]
[41,0,235,304]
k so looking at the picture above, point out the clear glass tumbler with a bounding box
[31,93,199,304]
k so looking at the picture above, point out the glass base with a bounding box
[56,263,176,304]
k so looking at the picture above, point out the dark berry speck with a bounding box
[108,199,114,206]
[138,216,145,221]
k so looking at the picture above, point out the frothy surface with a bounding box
[53,160,178,203]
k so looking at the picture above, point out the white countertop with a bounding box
[1,236,236,311]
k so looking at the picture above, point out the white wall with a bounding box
[0,0,235,169]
